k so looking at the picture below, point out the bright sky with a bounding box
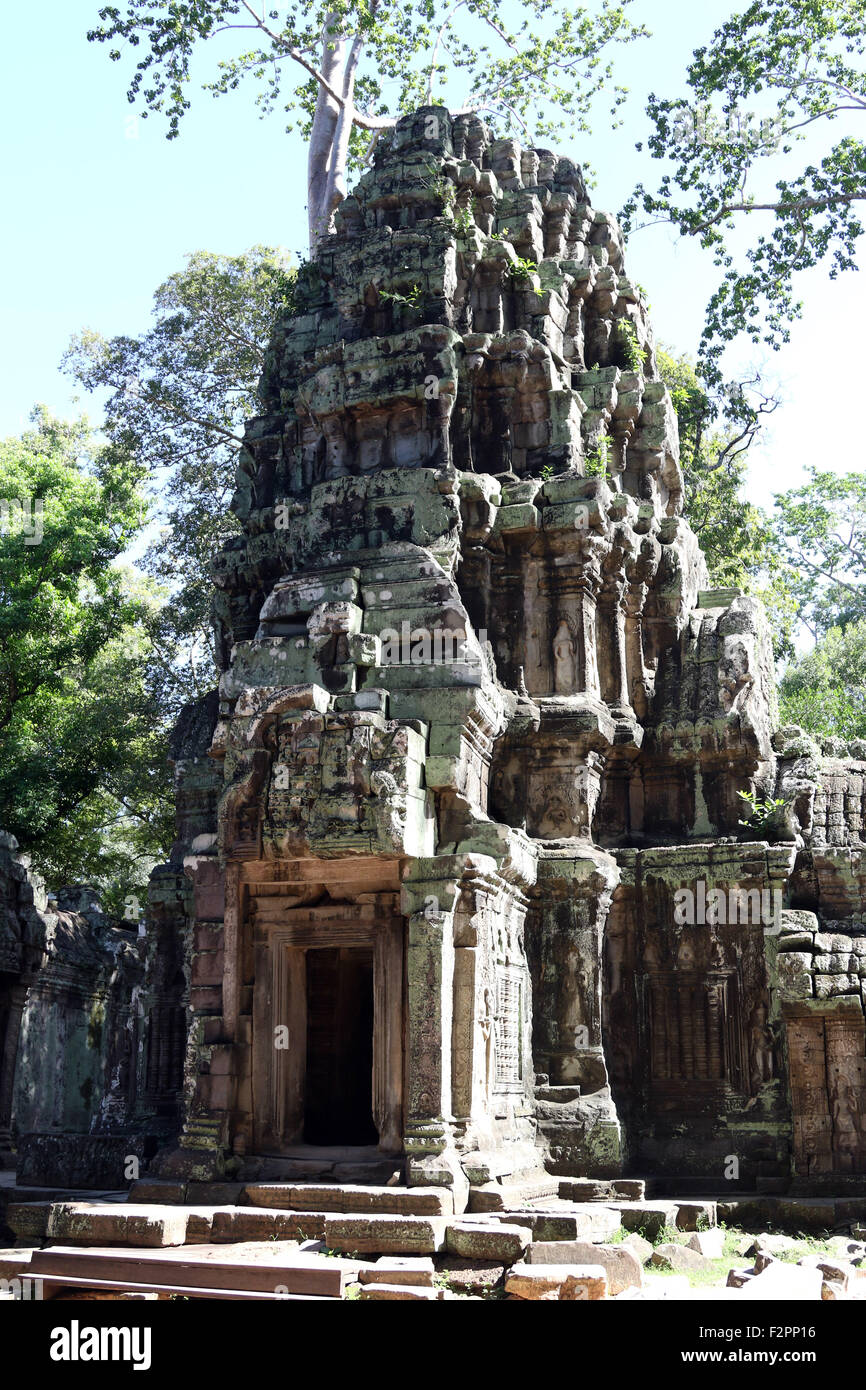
[1,0,862,518]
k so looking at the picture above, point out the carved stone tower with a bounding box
[144,107,866,1202]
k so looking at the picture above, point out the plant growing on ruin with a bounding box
[583,436,609,477]
[508,256,543,296]
[88,1,646,252]
[379,283,423,310]
[614,318,644,372]
[737,788,787,831]
[453,200,476,237]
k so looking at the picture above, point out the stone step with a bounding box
[484,1205,622,1243]
[237,1152,405,1186]
[29,1242,347,1298]
[241,1182,453,1216]
[323,1214,448,1255]
[559,1178,646,1202]
[467,1176,560,1211]
[0,1247,36,1279]
[45,1202,191,1248]
[605,1200,717,1238]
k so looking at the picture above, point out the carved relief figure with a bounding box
[748,1001,774,1091]
[553,620,577,694]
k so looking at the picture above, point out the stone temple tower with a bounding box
[143,107,866,1204]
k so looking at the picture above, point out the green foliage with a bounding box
[583,438,609,477]
[737,789,787,830]
[772,469,866,641]
[614,318,644,371]
[453,200,476,237]
[0,412,170,909]
[623,0,866,386]
[507,255,542,294]
[89,0,646,168]
[656,346,795,653]
[64,247,297,709]
[379,284,422,309]
[779,620,866,742]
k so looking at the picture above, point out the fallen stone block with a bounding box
[323,1215,447,1255]
[0,1248,35,1279]
[358,1257,435,1287]
[650,1243,709,1274]
[736,1263,822,1300]
[358,1283,443,1301]
[612,1202,677,1241]
[621,1233,653,1266]
[445,1220,529,1262]
[211,1208,325,1243]
[505,1262,607,1301]
[528,1240,642,1294]
[433,1256,504,1293]
[687,1229,724,1259]
[7,1203,52,1242]
[674,1201,717,1231]
[747,1232,802,1258]
[798,1255,851,1293]
[483,1207,620,1243]
[46,1203,189,1249]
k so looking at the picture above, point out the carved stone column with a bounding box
[0,981,29,1163]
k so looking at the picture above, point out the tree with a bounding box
[657,345,796,655]
[624,0,866,387]
[64,246,297,706]
[88,1,645,250]
[778,619,866,743]
[0,412,171,911]
[772,467,866,640]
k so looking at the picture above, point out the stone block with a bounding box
[358,1283,443,1300]
[323,1215,447,1255]
[358,1257,435,1286]
[687,1229,725,1259]
[737,1263,822,1300]
[528,1240,642,1294]
[46,1203,189,1248]
[505,1262,607,1301]
[650,1243,709,1273]
[445,1220,529,1262]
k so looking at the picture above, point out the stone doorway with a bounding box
[303,946,376,1145]
[250,897,404,1155]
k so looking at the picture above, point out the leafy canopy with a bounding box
[0,412,172,911]
[772,467,866,641]
[64,246,297,707]
[779,619,866,743]
[89,1,647,246]
[657,345,795,655]
[624,0,866,386]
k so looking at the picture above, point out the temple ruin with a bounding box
[2,108,865,1255]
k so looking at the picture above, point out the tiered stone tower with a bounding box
[142,107,866,1203]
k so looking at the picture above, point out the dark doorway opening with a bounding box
[304,946,377,1145]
